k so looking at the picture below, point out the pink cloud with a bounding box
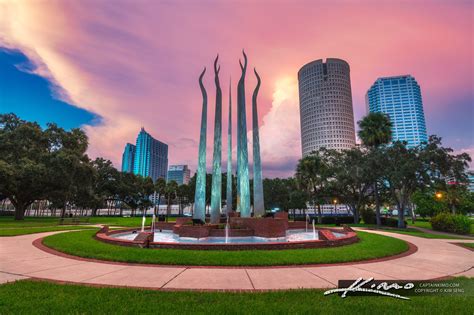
[0,0,472,177]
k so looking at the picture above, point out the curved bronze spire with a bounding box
[210,55,222,223]
[252,68,264,216]
[193,67,207,221]
[237,50,250,217]
[226,77,233,215]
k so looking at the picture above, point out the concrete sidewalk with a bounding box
[0,229,472,291]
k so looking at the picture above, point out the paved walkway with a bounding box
[0,230,473,291]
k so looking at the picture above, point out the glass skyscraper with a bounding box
[132,128,168,182]
[366,75,428,148]
[167,165,191,185]
[121,143,135,173]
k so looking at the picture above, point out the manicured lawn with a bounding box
[0,226,97,237]
[0,217,68,228]
[0,279,472,314]
[375,227,471,239]
[458,243,474,249]
[310,222,471,239]
[42,230,408,266]
[0,216,176,229]
[409,220,432,229]
[408,219,474,235]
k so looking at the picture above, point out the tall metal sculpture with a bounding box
[210,56,222,224]
[193,68,207,222]
[226,78,233,214]
[252,68,265,216]
[195,52,264,221]
[237,51,251,217]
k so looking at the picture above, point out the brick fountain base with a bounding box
[96,212,359,250]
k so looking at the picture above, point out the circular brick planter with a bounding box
[95,224,359,251]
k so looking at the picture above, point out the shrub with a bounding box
[430,212,471,235]
[320,216,358,224]
[380,217,404,227]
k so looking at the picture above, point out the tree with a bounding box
[411,190,447,218]
[87,158,119,216]
[418,135,471,215]
[383,142,427,228]
[117,173,153,216]
[358,112,393,147]
[263,178,290,212]
[0,114,90,220]
[295,151,331,223]
[328,148,373,224]
[164,180,178,221]
[154,178,166,215]
[177,184,190,216]
[288,190,309,220]
[358,112,392,226]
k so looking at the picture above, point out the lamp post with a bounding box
[435,192,443,200]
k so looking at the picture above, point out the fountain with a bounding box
[141,215,146,232]
[225,222,230,244]
[151,214,156,234]
[96,52,358,250]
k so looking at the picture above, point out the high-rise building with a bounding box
[121,143,136,173]
[133,128,168,182]
[167,165,191,185]
[366,75,428,148]
[298,58,356,156]
[467,170,474,193]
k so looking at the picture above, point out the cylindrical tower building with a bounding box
[298,58,356,156]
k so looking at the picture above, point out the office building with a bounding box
[133,127,168,182]
[467,170,474,193]
[366,75,428,148]
[167,165,191,185]
[121,143,135,173]
[298,58,356,156]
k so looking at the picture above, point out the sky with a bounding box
[0,0,473,178]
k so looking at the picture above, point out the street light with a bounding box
[333,199,338,216]
[435,192,443,200]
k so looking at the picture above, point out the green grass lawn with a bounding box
[309,222,471,239]
[409,220,432,229]
[0,217,68,228]
[0,216,176,229]
[0,226,97,237]
[409,219,474,235]
[458,243,474,249]
[372,227,471,239]
[42,230,408,266]
[0,279,472,314]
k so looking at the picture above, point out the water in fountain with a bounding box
[225,222,230,244]
[312,219,316,240]
[306,214,310,232]
[141,215,146,232]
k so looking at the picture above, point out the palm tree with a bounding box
[358,112,392,147]
[357,112,392,226]
[154,178,166,215]
[177,184,190,216]
[164,180,178,222]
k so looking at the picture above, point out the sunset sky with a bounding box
[1,0,473,177]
